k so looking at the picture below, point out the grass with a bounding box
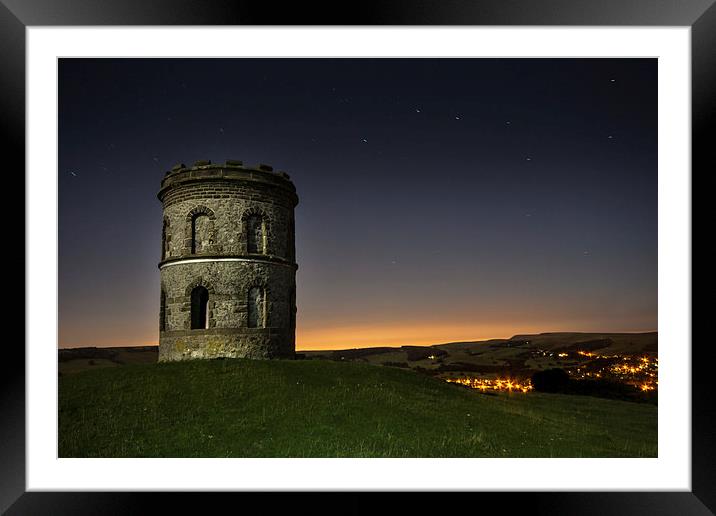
[58,358,657,458]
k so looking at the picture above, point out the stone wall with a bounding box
[160,181,295,261]
[158,161,298,362]
[158,329,293,362]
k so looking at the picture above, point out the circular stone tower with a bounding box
[157,159,298,362]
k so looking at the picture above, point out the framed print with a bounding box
[4,0,711,513]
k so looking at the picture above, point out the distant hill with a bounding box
[58,358,657,458]
[302,332,657,379]
[506,332,657,354]
[59,346,158,375]
[59,332,657,378]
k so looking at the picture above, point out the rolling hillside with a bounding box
[59,332,657,382]
[59,358,657,458]
[302,332,657,379]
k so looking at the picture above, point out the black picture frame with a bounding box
[4,1,709,513]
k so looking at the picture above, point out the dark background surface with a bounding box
[58,57,657,350]
[5,0,711,514]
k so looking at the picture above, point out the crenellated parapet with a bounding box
[158,159,297,206]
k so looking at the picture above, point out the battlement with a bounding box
[158,159,296,201]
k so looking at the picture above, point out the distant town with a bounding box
[445,348,657,394]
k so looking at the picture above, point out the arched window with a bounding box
[191,214,210,254]
[190,286,209,329]
[286,221,294,261]
[161,218,170,261]
[159,290,167,331]
[246,214,266,254]
[248,286,266,328]
[184,206,215,255]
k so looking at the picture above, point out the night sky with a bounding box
[58,58,657,350]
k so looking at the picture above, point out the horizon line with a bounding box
[57,328,659,351]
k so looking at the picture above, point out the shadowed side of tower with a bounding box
[157,160,298,361]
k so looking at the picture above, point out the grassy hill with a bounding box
[59,358,657,458]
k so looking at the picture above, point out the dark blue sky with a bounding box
[58,58,656,349]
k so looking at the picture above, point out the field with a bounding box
[59,346,157,375]
[59,332,657,380]
[58,357,657,458]
[304,332,657,378]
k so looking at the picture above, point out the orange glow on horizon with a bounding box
[58,324,657,350]
[293,323,657,351]
[294,323,531,350]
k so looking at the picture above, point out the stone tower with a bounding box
[157,159,298,362]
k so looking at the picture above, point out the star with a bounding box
[361,138,368,143]
[455,116,461,120]
[415,108,421,113]
[525,157,532,161]
[505,121,511,125]
[152,157,159,163]
[610,79,616,83]
[607,135,614,139]
[583,250,590,255]
[69,171,77,177]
